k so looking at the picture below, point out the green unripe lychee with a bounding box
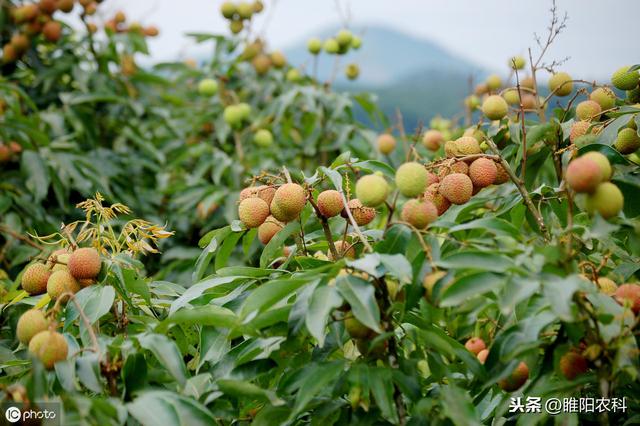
[68,247,101,279]
[350,36,362,50]
[613,127,640,154]
[502,88,520,105]
[486,74,502,91]
[286,68,302,82]
[469,158,497,188]
[627,88,640,103]
[559,351,588,380]
[238,197,270,228]
[455,136,482,155]
[589,87,616,111]
[229,20,244,34]
[220,2,237,19]
[344,315,372,339]
[465,95,480,110]
[21,263,51,295]
[198,78,218,96]
[345,63,359,80]
[253,129,273,147]
[581,151,612,180]
[224,105,243,126]
[236,2,254,19]
[482,95,509,120]
[401,199,438,229]
[258,216,282,244]
[509,56,525,70]
[336,29,353,47]
[17,309,48,345]
[549,72,573,96]
[439,173,473,205]
[585,182,624,219]
[28,330,68,370]
[47,270,80,301]
[270,183,306,222]
[323,38,339,54]
[237,103,251,120]
[252,54,272,75]
[566,157,603,193]
[611,66,639,90]
[395,162,429,197]
[317,190,344,218]
[575,100,601,121]
[377,133,396,154]
[307,38,322,55]
[355,174,388,207]
[499,361,529,391]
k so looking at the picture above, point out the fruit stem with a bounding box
[512,64,528,181]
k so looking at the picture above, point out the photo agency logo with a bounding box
[2,402,61,426]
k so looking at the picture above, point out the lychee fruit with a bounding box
[323,38,339,54]
[422,270,447,297]
[424,184,451,216]
[223,105,243,126]
[270,183,306,222]
[351,36,362,50]
[559,351,588,380]
[336,29,353,47]
[469,158,497,188]
[613,128,640,154]
[240,185,276,206]
[331,240,356,260]
[614,283,640,313]
[286,68,301,82]
[566,157,603,193]
[395,162,429,197]
[569,121,591,144]
[498,361,529,391]
[42,21,62,42]
[10,34,29,54]
[401,199,438,229]
[455,136,482,156]
[317,190,344,218]
[439,173,473,205]
[229,20,244,34]
[68,247,101,279]
[47,270,80,301]
[28,330,68,370]
[355,174,388,207]
[253,129,273,147]
[444,140,459,157]
[464,337,486,355]
[590,87,616,111]
[611,66,639,91]
[549,72,573,96]
[46,248,70,269]
[486,74,502,91]
[21,263,51,295]
[51,253,70,272]
[477,349,489,364]
[575,100,602,121]
[502,89,520,105]
[307,38,322,55]
[238,197,270,228]
[236,2,254,19]
[344,315,372,339]
[345,63,359,80]
[258,216,283,244]
[344,199,376,226]
[16,309,48,345]
[270,51,286,68]
[520,76,535,89]
[422,130,443,151]
[585,182,624,219]
[482,95,509,120]
[377,133,396,154]
[252,54,272,75]
[509,56,525,70]
[596,277,617,295]
[197,78,218,96]
[581,151,612,181]
[494,163,510,184]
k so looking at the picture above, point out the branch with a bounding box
[512,63,528,181]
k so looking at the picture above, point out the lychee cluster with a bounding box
[15,308,68,370]
[307,28,362,57]
[21,246,101,300]
[0,141,22,163]
[238,39,289,77]
[237,183,306,234]
[220,1,264,34]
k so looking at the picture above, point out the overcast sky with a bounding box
[87,0,640,79]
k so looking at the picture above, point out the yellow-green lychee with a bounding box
[590,87,616,111]
[21,263,51,295]
[355,174,388,207]
[395,162,428,197]
[198,78,218,96]
[252,54,272,75]
[344,315,372,339]
[581,151,612,180]
[597,277,617,295]
[47,270,80,301]
[317,190,344,218]
[270,183,306,222]
[350,36,362,50]
[270,51,286,68]
[502,88,520,105]
[16,309,48,345]
[509,56,525,70]
[238,197,270,228]
[469,158,497,188]
[51,253,70,272]
[223,105,244,126]
[575,100,602,121]
[482,95,509,120]
[68,247,101,279]
[455,136,482,155]
[345,63,359,80]
[423,270,447,298]
[566,157,603,193]
[236,2,254,19]
[28,330,68,370]
[439,173,473,205]
[486,74,502,91]
[307,38,322,55]
[611,66,639,90]
[253,129,273,147]
[220,1,237,19]
[323,38,339,54]
[336,29,353,47]
[549,72,573,96]
[585,182,624,219]
[613,127,640,154]
[286,68,301,82]
[229,20,244,34]
[401,199,437,229]
[377,133,396,154]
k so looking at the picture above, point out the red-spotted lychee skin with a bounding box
[569,121,591,144]
[258,216,283,244]
[343,199,376,226]
[424,184,451,216]
[21,263,51,295]
[422,130,444,151]
[439,161,468,178]
[469,158,497,188]
[426,172,440,187]
[240,185,276,206]
[494,163,510,184]
[401,199,438,229]
[575,100,602,121]
[68,247,102,279]
[499,361,529,391]
[270,183,307,222]
[439,173,473,205]
[238,197,270,228]
[455,136,482,156]
[566,157,603,193]
[464,337,486,355]
[614,284,640,313]
[317,190,344,218]
[559,351,588,380]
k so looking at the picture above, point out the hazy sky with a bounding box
[83,0,640,79]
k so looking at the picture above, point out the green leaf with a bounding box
[65,285,115,324]
[369,367,398,424]
[137,333,188,385]
[21,151,49,202]
[128,391,216,426]
[217,379,285,406]
[436,251,515,272]
[336,275,381,333]
[157,305,238,333]
[439,272,505,307]
[306,285,343,346]
[240,277,313,319]
[291,361,344,417]
[440,384,481,426]
[192,227,232,282]
[260,221,300,268]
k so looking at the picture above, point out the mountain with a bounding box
[283,25,487,130]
